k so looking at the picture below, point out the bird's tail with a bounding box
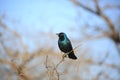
[68,51,77,60]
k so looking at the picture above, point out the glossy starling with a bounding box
[56,32,77,60]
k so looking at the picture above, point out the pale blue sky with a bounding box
[0,0,119,34]
[0,0,78,33]
[0,0,120,52]
[0,0,120,79]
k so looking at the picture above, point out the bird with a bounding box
[56,32,77,60]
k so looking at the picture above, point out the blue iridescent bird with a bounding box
[56,32,77,60]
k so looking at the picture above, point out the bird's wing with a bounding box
[67,38,73,51]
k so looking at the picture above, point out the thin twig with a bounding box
[45,55,53,80]
[94,0,119,43]
[44,44,80,80]
[71,0,119,43]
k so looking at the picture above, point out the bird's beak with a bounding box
[56,33,59,35]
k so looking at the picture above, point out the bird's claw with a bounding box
[62,54,67,59]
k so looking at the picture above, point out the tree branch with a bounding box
[71,0,120,43]
[94,0,119,43]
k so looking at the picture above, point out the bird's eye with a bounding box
[60,34,64,37]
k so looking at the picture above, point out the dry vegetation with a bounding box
[0,0,120,80]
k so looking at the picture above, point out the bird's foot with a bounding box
[62,54,67,59]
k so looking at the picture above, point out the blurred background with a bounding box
[0,0,120,80]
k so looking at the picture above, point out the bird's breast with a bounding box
[61,39,68,46]
[58,39,69,50]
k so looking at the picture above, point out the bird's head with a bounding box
[56,32,67,40]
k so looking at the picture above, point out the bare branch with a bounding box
[45,55,54,80]
[104,4,120,10]
[94,0,119,43]
[0,59,30,80]
[71,0,99,15]
[71,0,120,43]
[0,15,28,52]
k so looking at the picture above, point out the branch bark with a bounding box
[94,0,119,43]
[71,0,120,43]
